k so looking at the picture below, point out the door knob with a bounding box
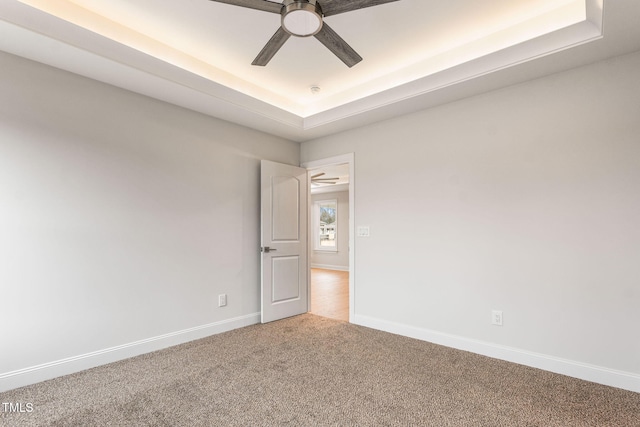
[261,246,277,253]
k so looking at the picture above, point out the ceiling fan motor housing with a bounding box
[282,0,324,37]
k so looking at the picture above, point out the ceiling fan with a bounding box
[208,0,400,67]
[311,172,340,186]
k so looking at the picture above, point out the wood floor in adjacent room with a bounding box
[310,268,349,322]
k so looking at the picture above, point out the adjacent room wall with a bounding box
[0,52,299,390]
[301,50,640,391]
[310,190,349,271]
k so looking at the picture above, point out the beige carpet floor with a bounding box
[1,314,639,426]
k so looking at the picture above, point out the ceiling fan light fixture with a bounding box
[282,2,323,37]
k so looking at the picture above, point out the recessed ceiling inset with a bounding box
[3,0,633,141]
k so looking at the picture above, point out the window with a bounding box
[314,199,337,251]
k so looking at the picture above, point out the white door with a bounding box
[261,160,308,323]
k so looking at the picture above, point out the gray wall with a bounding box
[2,46,639,392]
[310,190,349,270]
[302,51,640,383]
[0,52,299,389]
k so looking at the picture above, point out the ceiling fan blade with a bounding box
[311,173,326,179]
[314,23,362,68]
[252,27,291,66]
[312,178,340,181]
[320,0,400,17]
[207,0,282,14]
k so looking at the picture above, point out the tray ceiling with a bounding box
[1,0,640,141]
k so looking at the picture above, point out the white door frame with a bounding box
[302,153,355,322]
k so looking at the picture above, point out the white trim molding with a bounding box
[0,313,260,393]
[310,264,349,272]
[353,314,640,394]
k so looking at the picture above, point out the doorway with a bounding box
[302,154,355,322]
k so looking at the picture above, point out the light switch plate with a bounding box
[357,226,370,237]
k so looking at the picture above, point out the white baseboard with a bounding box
[0,312,260,393]
[352,314,640,394]
[310,263,349,271]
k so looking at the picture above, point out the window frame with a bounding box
[313,199,338,252]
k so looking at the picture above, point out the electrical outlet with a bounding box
[492,310,503,326]
[218,294,227,307]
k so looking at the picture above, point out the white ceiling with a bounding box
[1,0,640,142]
